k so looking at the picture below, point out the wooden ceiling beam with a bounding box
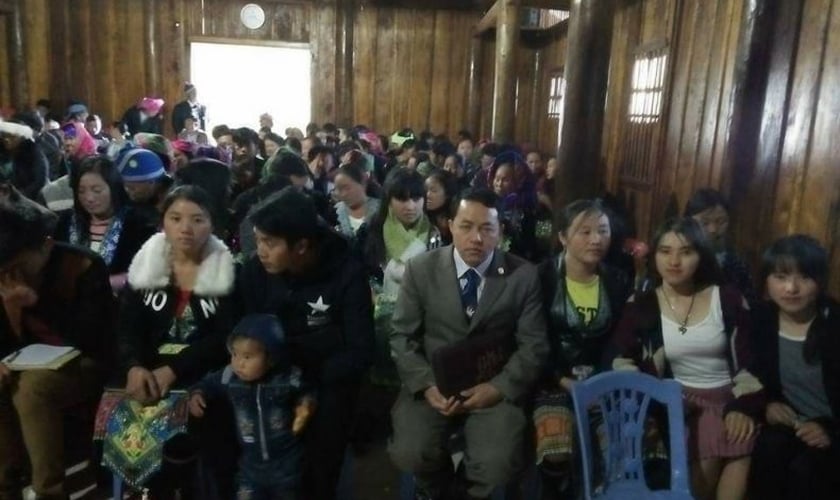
[522,0,570,8]
[365,0,482,10]
[484,0,570,8]
[475,1,499,35]
[475,0,570,35]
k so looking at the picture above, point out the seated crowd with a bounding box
[0,96,837,500]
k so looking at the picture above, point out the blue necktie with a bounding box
[460,269,480,319]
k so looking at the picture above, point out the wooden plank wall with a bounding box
[601,0,743,242]
[475,29,568,155]
[602,0,840,296]
[537,33,566,156]
[7,0,567,152]
[351,6,477,136]
[11,0,482,138]
[743,0,840,296]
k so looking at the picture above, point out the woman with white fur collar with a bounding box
[0,119,48,200]
[116,185,235,403]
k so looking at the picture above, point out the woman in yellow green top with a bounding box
[532,199,633,497]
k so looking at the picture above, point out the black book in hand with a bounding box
[430,330,516,399]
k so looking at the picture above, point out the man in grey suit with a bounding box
[388,189,549,500]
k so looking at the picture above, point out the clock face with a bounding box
[240,3,266,30]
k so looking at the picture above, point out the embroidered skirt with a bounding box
[533,389,576,464]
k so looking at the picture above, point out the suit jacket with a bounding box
[390,245,549,402]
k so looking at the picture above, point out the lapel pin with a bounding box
[498,267,505,275]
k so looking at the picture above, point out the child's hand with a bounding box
[292,398,316,435]
[188,392,207,418]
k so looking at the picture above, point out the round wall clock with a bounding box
[240,3,266,30]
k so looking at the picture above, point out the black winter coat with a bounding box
[117,233,235,386]
[10,139,48,200]
[751,298,840,441]
[236,230,375,386]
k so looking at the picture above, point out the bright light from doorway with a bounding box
[190,42,311,136]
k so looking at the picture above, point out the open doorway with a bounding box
[190,41,311,136]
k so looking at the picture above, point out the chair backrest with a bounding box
[570,371,691,498]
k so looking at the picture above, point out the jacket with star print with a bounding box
[235,230,375,386]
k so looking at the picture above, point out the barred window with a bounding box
[628,48,668,124]
[621,43,669,184]
[547,72,566,119]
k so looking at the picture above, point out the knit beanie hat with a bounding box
[171,139,195,157]
[116,145,166,182]
[138,97,165,116]
[228,314,289,368]
[133,133,173,171]
[66,103,88,117]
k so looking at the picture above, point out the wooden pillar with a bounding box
[335,0,355,126]
[467,35,483,136]
[491,0,520,143]
[143,0,159,94]
[724,0,802,259]
[6,0,29,108]
[528,49,543,146]
[555,0,614,206]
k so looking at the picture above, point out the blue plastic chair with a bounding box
[569,371,693,499]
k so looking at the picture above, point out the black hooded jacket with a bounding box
[235,230,375,386]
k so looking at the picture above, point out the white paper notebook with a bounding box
[1,344,80,370]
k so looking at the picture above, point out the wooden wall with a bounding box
[739,0,840,296]
[8,0,482,137]
[601,0,743,240]
[601,0,840,297]
[475,29,568,155]
[5,0,567,152]
[15,0,330,134]
[351,6,477,137]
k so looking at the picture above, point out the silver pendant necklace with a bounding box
[662,289,696,334]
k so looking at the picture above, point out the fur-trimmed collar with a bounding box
[127,232,235,296]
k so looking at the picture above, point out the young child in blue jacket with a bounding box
[189,314,315,500]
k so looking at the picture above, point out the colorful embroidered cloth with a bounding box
[93,390,189,489]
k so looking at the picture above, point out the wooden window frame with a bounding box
[620,41,670,186]
[547,69,566,120]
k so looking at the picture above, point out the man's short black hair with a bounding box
[233,127,260,148]
[211,124,231,140]
[267,153,310,179]
[683,188,730,217]
[450,188,499,217]
[286,137,302,154]
[307,145,333,163]
[0,197,57,265]
[480,143,499,158]
[248,186,321,245]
